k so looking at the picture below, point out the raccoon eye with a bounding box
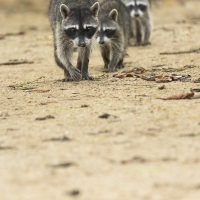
[105,29,111,33]
[69,28,77,33]
[139,4,147,12]
[86,27,92,31]
[104,29,116,37]
[105,29,115,34]
[85,26,96,32]
[128,5,135,11]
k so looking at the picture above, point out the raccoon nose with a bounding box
[99,41,105,44]
[78,42,86,47]
[135,13,140,17]
[99,39,105,44]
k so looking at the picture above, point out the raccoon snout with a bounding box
[78,41,86,47]
[99,40,105,45]
[135,13,140,17]
[96,37,105,45]
[99,37,105,44]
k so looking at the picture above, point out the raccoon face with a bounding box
[60,2,99,47]
[96,9,118,45]
[96,26,116,44]
[126,0,148,18]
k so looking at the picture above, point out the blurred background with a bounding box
[0,0,197,14]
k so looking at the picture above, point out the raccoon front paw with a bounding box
[82,73,94,80]
[103,68,117,73]
[62,77,73,82]
[69,67,81,81]
[116,63,124,69]
[64,69,73,81]
[104,64,108,69]
[134,42,142,46]
[142,41,151,46]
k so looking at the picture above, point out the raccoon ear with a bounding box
[90,2,100,18]
[109,9,118,22]
[60,4,70,18]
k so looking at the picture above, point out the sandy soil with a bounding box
[0,1,200,200]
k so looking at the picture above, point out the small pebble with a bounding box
[67,189,80,196]
[81,104,89,108]
[158,85,166,90]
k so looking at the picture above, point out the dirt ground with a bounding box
[0,1,200,200]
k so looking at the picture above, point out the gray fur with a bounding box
[123,0,152,46]
[97,0,131,72]
[49,0,99,81]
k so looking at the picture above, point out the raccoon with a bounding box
[96,0,131,72]
[49,0,100,81]
[124,0,152,46]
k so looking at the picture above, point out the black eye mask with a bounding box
[65,28,78,39]
[138,4,147,12]
[64,26,97,39]
[128,5,135,11]
[104,29,116,38]
[85,27,97,39]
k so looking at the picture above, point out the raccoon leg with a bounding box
[55,32,81,81]
[76,54,82,71]
[129,22,135,46]
[79,44,93,80]
[116,46,127,69]
[108,59,119,72]
[54,47,73,81]
[107,44,122,72]
[135,20,142,46]
[100,45,110,70]
[143,20,152,46]
[63,51,81,81]
[116,59,124,69]
[54,45,64,70]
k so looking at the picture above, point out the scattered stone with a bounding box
[121,156,149,164]
[81,104,89,108]
[99,113,111,119]
[98,113,117,119]
[43,136,71,142]
[49,162,75,169]
[190,88,200,93]
[67,189,81,197]
[0,112,10,118]
[35,115,55,121]
[115,74,125,79]
[126,73,134,77]
[132,67,146,74]
[158,85,166,90]
[194,78,200,83]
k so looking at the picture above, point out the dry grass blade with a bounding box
[0,59,34,66]
[160,48,200,55]
[160,92,195,100]
[190,88,200,93]
[35,115,55,121]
